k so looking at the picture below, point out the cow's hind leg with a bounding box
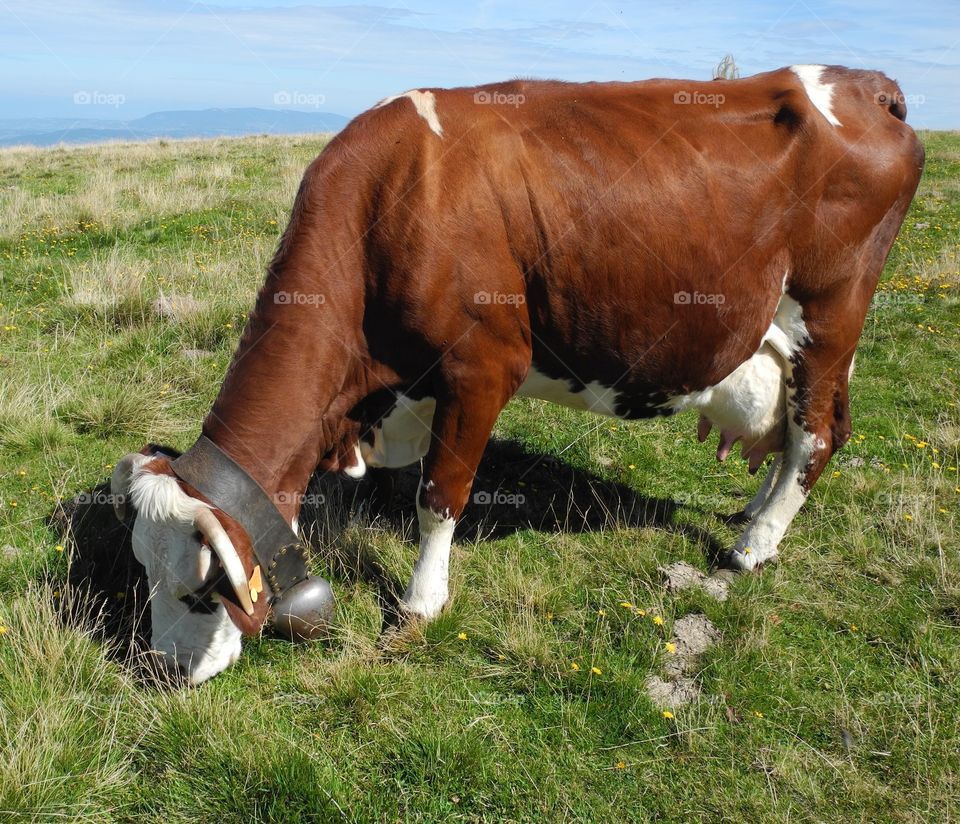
[727,303,856,571]
[399,357,527,622]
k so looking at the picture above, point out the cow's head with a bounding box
[111,447,270,684]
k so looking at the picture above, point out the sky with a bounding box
[1,0,957,128]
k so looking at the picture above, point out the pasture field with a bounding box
[0,131,957,823]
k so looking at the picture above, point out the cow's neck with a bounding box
[200,268,356,524]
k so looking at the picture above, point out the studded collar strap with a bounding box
[171,435,309,597]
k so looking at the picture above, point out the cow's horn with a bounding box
[110,452,149,521]
[193,507,255,616]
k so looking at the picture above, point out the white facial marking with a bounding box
[131,510,243,685]
[375,90,443,137]
[517,369,622,416]
[790,64,842,127]
[401,481,455,619]
[361,395,436,469]
[127,466,243,684]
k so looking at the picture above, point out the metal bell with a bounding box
[269,575,336,642]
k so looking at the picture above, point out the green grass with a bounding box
[0,132,958,822]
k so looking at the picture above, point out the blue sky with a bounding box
[2,0,957,127]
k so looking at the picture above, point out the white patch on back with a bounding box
[517,369,622,416]
[375,90,443,137]
[361,395,436,468]
[790,64,842,127]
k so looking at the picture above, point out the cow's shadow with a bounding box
[50,438,729,655]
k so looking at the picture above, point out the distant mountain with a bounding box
[0,108,351,147]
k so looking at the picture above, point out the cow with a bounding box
[111,65,923,683]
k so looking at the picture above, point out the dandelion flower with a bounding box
[591,666,602,675]
[619,601,633,609]
[615,760,626,770]
[904,514,913,522]
[662,710,674,719]
[753,710,764,718]
[665,642,677,654]
[652,615,664,626]
[597,609,606,617]
[571,662,580,671]
[0,626,7,635]
[457,631,468,641]
[55,545,64,553]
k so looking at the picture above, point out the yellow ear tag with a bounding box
[249,565,263,603]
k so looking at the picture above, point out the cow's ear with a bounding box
[207,509,271,636]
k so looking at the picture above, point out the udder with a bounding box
[692,343,787,473]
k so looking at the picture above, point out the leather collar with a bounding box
[171,435,310,598]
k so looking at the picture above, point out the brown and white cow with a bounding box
[113,65,923,682]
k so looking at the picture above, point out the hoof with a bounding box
[377,602,442,651]
[723,548,777,572]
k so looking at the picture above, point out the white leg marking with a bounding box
[790,64,842,127]
[743,454,782,520]
[374,90,443,137]
[401,481,455,619]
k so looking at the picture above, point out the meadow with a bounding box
[0,130,957,822]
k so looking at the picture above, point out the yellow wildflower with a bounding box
[662,710,674,719]
[619,601,633,609]
[904,514,913,522]
[457,631,468,641]
[591,666,602,675]
[753,710,764,718]
[571,662,580,671]
[615,760,626,770]
[652,615,664,626]
[665,642,677,654]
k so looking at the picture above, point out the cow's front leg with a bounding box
[400,479,456,618]
[398,363,525,622]
[727,333,854,571]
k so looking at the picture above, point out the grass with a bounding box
[0,131,958,822]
